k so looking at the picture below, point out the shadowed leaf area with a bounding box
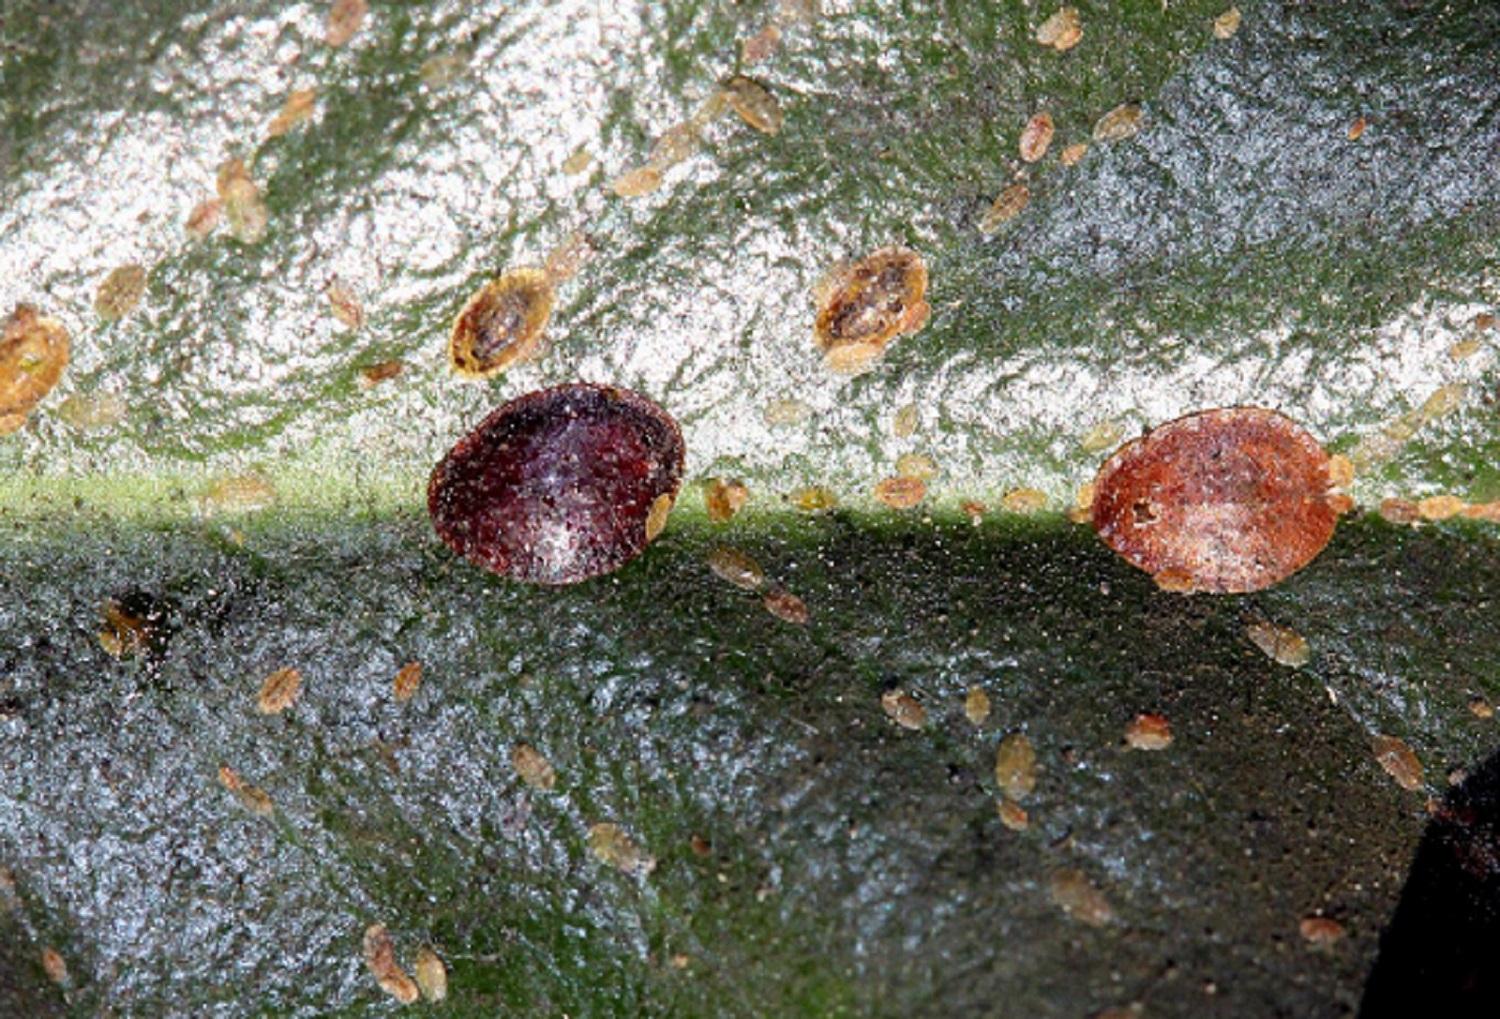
[1363,747,1500,1018]
[2,512,1500,1015]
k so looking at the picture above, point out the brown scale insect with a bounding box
[704,477,749,522]
[1036,7,1083,51]
[448,268,556,378]
[723,75,783,135]
[762,588,809,625]
[326,0,368,47]
[813,247,930,371]
[1090,407,1340,593]
[362,924,418,1003]
[1,305,69,434]
[1019,112,1055,163]
[873,475,925,509]
[881,689,927,730]
[428,384,684,584]
[1093,103,1143,142]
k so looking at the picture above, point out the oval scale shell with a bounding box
[1090,407,1338,593]
[448,268,556,378]
[428,384,685,584]
[1,305,70,434]
[813,248,930,364]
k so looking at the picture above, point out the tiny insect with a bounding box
[763,588,809,625]
[511,743,557,791]
[1371,735,1423,791]
[362,924,419,1004]
[813,248,930,371]
[257,666,303,714]
[964,686,991,725]
[414,946,448,1002]
[1036,7,1083,51]
[1068,482,1096,525]
[705,478,750,522]
[41,947,68,987]
[1080,419,1124,453]
[97,592,171,659]
[266,88,317,138]
[1124,713,1172,750]
[1,304,69,434]
[787,486,838,512]
[1245,621,1311,667]
[1379,498,1420,525]
[1418,495,1465,521]
[980,183,1029,235]
[1001,488,1047,514]
[588,822,656,875]
[723,75,783,135]
[420,53,467,89]
[393,661,422,702]
[1212,7,1242,39]
[218,765,274,816]
[185,199,221,238]
[895,453,938,481]
[881,689,927,730]
[1093,103,1143,142]
[1049,868,1113,926]
[217,159,268,243]
[997,799,1029,831]
[741,22,782,65]
[200,475,277,515]
[995,733,1037,800]
[1019,112,1055,163]
[1299,916,1346,945]
[873,476,926,509]
[326,279,364,329]
[611,166,662,198]
[707,546,766,590]
[763,398,812,427]
[448,269,555,378]
[95,264,147,320]
[644,493,673,541]
[327,0,368,47]
[359,360,403,387]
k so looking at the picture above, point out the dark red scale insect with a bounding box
[1090,407,1341,593]
[429,384,684,584]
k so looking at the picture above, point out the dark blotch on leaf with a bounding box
[428,384,684,584]
[1091,406,1338,593]
[99,589,178,681]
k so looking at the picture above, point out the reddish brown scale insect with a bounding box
[429,384,684,584]
[1090,407,1339,593]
